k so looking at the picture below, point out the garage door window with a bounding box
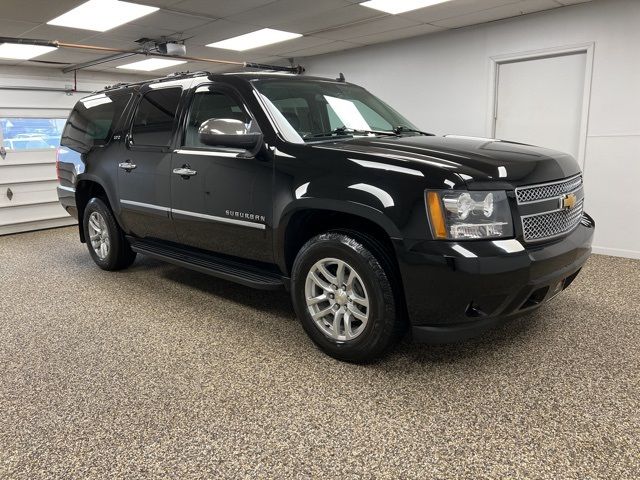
[131,88,182,147]
[1,118,66,151]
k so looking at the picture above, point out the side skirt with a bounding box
[128,237,289,291]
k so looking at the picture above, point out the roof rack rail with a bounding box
[103,82,130,91]
[98,71,210,94]
[147,71,211,86]
[165,70,210,78]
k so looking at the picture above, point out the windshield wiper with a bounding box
[304,126,398,139]
[393,125,434,136]
[304,126,352,138]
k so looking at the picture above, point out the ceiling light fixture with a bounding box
[48,0,159,32]
[360,0,453,15]
[116,58,187,71]
[207,28,302,51]
[0,43,57,60]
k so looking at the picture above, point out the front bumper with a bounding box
[394,214,595,344]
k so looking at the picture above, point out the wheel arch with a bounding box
[276,200,403,277]
[75,176,118,243]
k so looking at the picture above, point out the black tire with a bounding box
[83,197,136,271]
[291,232,403,363]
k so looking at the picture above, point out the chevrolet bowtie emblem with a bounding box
[561,193,577,209]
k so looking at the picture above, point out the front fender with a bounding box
[274,197,403,274]
[271,142,445,272]
[279,197,403,236]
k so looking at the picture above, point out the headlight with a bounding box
[426,190,514,240]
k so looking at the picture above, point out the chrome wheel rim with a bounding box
[305,257,370,342]
[88,211,110,260]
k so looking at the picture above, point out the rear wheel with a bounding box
[291,232,402,363]
[83,197,136,271]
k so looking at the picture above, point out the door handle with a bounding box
[118,161,137,172]
[173,166,197,178]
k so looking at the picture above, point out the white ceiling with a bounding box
[0,0,594,74]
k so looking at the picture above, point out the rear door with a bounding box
[117,85,183,241]
[170,83,273,262]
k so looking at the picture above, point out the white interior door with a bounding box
[494,52,587,160]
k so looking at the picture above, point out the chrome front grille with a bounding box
[522,200,584,242]
[516,175,584,243]
[516,174,582,204]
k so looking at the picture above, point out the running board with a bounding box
[129,239,286,290]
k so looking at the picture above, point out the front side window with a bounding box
[131,88,181,147]
[252,79,417,142]
[183,86,252,148]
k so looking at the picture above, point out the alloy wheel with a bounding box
[88,211,110,260]
[304,257,370,342]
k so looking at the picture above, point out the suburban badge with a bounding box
[225,210,266,222]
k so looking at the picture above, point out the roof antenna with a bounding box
[337,72,346,82]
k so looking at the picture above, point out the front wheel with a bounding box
[83,197,136,271]
[291,232,403,363]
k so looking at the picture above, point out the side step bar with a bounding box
[129,239,287,290]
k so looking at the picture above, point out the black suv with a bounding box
[57,71,594,362]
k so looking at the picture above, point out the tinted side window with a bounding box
[184,88,250,148]
[131,88,181,147]
[61,92,131,153]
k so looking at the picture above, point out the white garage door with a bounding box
[0,117,76,236]
[494,52,587,160]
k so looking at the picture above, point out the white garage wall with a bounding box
[0,65,146,115]
[0,66,147,235]
[303,0,640,259]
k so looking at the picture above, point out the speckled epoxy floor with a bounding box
[0,227,638,479]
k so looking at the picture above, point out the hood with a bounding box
[314,135,581,188]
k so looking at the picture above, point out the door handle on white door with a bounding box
[118,161,137,171]
[173,166,197,178]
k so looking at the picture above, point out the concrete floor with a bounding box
[0,227,638,479]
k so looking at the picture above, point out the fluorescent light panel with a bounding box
[116,58,186,71]
[0,43,57,60]
[48,0,159,32]
[360,0,453,14]
[207,28,302,51]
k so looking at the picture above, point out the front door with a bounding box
[118,86,182,241]
[170,84,273,263]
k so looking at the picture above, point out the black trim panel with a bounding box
[129,238,287,290]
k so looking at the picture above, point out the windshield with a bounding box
[252,79,418,142]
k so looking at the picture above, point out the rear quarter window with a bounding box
[61,92,132,153]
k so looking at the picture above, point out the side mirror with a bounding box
[198,118,262,151]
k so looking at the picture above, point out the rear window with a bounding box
[61,92,131,153]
